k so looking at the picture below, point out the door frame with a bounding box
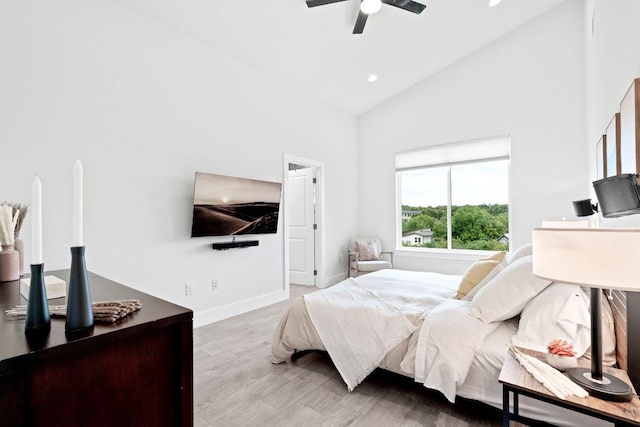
[283,153,325,293]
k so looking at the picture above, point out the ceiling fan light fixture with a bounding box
[361,0,382,15]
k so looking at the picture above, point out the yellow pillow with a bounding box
[487,251,507,263]
[455,259,501,299]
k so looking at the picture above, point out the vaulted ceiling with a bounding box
[116,0,566,115]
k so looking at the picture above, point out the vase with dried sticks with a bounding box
[1,202,29,277]
[0,204,22,282]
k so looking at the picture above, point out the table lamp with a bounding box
[532,228,640,401]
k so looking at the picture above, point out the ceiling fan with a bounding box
[306,0,427,34]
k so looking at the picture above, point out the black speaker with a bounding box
[572,199,597,217]
[592,174,640,218]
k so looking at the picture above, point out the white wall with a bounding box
[356,0,588,273]
[0,0,358,326]
[5,0,637,324]
[583,0,640,229]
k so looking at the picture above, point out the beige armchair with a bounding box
[348,237,393,277]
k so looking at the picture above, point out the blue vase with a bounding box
[65,246,94,332]
[25,263,51,332]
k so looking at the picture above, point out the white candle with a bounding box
[73,159,83,247]
[32,175,42,265]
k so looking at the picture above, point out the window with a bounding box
[396,136,510,251]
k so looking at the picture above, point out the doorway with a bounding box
[283,154,324,289]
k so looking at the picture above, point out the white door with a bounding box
[288,167,315,286]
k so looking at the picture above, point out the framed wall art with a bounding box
[619,78,640,175]
[605,113,621,177]
[596,134,606,179]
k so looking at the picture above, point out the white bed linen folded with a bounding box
[411,298,500,402]
[303,278,416,391]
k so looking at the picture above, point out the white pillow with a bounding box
[511,283,591,356]
[467,255,552,322]
[506,243,532,264]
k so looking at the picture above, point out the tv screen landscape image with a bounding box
[191,172,282,237]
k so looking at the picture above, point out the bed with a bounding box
[271,244,634,426]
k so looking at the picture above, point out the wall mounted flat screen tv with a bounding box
[191,172,282,237]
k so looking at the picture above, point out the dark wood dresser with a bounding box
[0,270,193,427]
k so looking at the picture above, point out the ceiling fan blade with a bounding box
[352,10,368,34]
[306,0,349,7]
[382,0,426,14]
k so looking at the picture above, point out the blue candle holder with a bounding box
[65,246,94,332]
[25,263,51,333]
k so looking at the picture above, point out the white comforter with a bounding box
[304,278,416,391]
[300,270,497,401]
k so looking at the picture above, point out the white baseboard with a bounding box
[194,273,348,326]
[194,289,289,328]
[319,272,348,288]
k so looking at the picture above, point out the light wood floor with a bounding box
[193,285,502,426]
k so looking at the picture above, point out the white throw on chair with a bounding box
[348,237,393,277]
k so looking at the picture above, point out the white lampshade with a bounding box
[540,219,590,228]
[532,228,640,291]
[361,0,382,15]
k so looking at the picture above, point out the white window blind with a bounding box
[395,135,511,171]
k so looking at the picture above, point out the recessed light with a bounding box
[488,0,502,7]
[367,74,378,83]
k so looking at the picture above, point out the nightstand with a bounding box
[499,348,640,427]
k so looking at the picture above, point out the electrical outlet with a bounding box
[455,264,462,273]
[212,279,219,291]
[185,283,193,296]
